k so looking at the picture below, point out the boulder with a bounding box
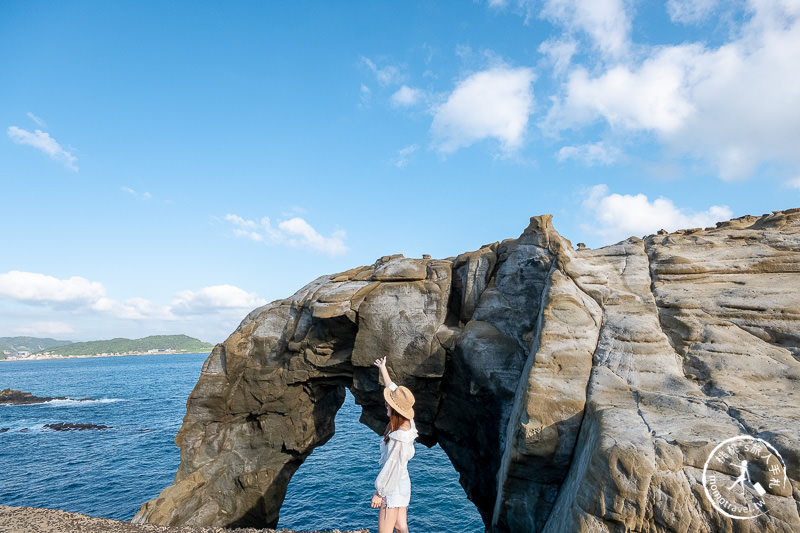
[44,423,113,431]
[0,388,66,404]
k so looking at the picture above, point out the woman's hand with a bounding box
[374,356,392,387]
[370,493,384,508]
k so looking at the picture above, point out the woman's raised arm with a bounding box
[373,356,393,387]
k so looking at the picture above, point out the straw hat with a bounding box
[384,385,415,420]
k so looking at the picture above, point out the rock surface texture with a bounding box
[134,210,800,532]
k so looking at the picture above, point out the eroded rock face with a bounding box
[134,210,800,532]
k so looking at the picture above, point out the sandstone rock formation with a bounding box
[134,210,800,532]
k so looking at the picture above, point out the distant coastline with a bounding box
[1,334,214,361]
[0,349,210,362]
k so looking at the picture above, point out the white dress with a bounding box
[374,383,418,508]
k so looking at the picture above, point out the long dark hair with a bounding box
[384,406,409,444]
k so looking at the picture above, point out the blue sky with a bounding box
[2,0,799,343]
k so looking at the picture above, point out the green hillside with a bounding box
[38,335,213,356]
[0,337,73,359]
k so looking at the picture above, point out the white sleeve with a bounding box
[387,381,398,391]
[374,438,403,497]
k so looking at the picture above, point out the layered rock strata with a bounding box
[135,210,800,532]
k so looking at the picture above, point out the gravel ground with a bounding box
[0,507,370,533]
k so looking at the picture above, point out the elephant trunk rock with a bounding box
[135,210,800,533]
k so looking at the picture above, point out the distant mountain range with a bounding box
[0,335,214,359]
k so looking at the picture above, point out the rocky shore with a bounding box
[0,506,369,533]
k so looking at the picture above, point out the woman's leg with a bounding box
[378,504,400,533]
[393,506,409,533]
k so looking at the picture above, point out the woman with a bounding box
[370,356,418,533]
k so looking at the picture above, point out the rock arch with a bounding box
[132,216,557,529]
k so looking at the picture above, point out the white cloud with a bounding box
[557,142,619,165]
[225,214,348,256]
[487,0,537,24]
[7,126,78,171]
[0,270,267,331]
[171,285,266,315]
[391,85,423,107]
[361,56,401,86]
[224,214,280,243]
[543,0,800,181]
[0,271,105,307]
[279,217,348,256]
[15,321,75,337]
[26,112,47,128]
[665,6,800,180]
[545,45,697,134]
[541,0,631,60]
[394,144,419,168]
[359,84,372,108]
[122,186,152,199]
[92,297,175,320]
[786,176,800,189]
[666,0,719,24]
[581,184,733,244]
[431,66,535,153]
[538,38,578,76]
[0,270,173,320]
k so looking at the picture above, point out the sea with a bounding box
[0,353,484,532]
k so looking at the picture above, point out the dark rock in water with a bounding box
[0,388,92,405]
[0,428,9,433]
[0,388,66,404]
[44,423,112,431]
[134,210,800,532]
